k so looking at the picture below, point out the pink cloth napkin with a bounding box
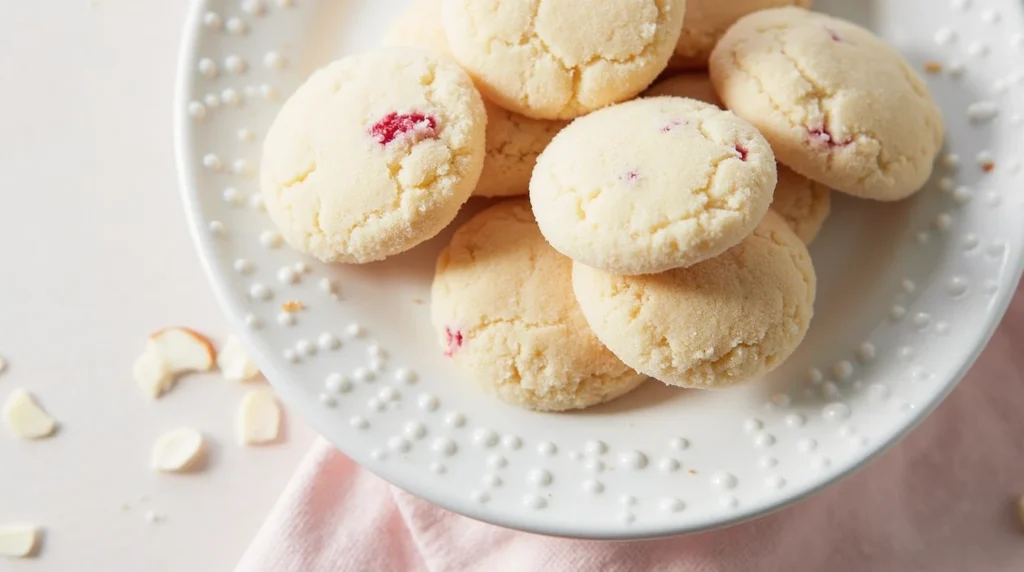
[237,285,1024,572]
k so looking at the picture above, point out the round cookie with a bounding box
[644,72,721,104]
[441,0,686,120]
[431,200,647,411]
[668,0,812,70]
[709,7,944,201]
[645,74,831,244]
[773,166,830,244]
[260,49,486,263]
[572,210,816,389]
[384,0,568,197]
[530,96,777,275]
[382,0,451,54]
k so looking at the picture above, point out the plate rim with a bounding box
[172,0,1024,539]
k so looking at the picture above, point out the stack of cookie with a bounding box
[259,1,944,412]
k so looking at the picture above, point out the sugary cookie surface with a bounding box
[430,200,647,411]
[709,7,944,200]
[442,0,686,119]
[530,96,776,275]
[260,48,486,263]
[571,211,816,388]
[669,0,812,70]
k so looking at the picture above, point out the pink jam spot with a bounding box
[621,169,641,185]
[444,326,463,357]
[660,120,685,133]
[808,126,851,149]
[826,27,843,43]
[733,144,749,161]
[369,111,438,145]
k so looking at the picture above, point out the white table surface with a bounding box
[0,1,318,570]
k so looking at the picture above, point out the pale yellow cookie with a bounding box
[572,210,816,389]
[384,0,568,197]
[669,0,812,70]
[530,96,776,275]
[709,7,944,201]
[431,200,647,411]
[772,166,830,244]
[441,0,687,120]
[260,49,486,263]
[382,0,451,54]
[645,74,831,243]
[644,72,721,104]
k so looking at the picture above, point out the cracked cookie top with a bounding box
[709,7,944,201]
[441,0,686,120]
[430,200,647,411]
[260,48,486,263]
[571,210,816,389]
[644,74,830,244]
[529,96,777,275]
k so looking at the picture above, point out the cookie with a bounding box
[431,200,647,411]
[530,96,777,275]
[644,72,721,104]
[260,49,486,263]
[668,0,812,70]
[709,7,944,201]
[384,0,568,197]
[772,166,830,244]
[645,74,831,244]
[382,0,451,54]
[441,0,686,120]
[572,210,816,389]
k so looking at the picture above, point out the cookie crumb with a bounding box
[281,300,305,312]
[982,161,996,173]
[923,61,943,74]
[688,469,697,475]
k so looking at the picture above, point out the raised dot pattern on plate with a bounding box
[176,0,1024,536]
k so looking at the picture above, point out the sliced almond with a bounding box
[217,335,260,382]
[134,328,216,399]
[0,524,40,558]
[150,328,215,373]
[236,389,281,445]
[133,345,174,398]
[3,390,57,439]
[151,427,205,472]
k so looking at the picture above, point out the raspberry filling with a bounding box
[621,169,641,184]
[369,111,438,145]
[733,144,749,161]
[808,126,851,149]
[660,120,685,133]
[443,326,463,357]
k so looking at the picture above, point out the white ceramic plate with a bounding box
[175,0,1024,539]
